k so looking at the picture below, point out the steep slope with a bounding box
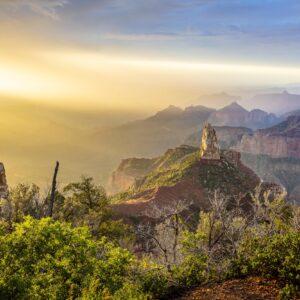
[208,102,279,129]
[231,116,300,203]
[108,145,197,194]
[110,125,273,220]
[112,148,261,219]
[241,153,300,204]
[235,116,300,158]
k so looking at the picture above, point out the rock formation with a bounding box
[108,157,156,194]
[108,145,197,194]
[111,144,263,220]
[235,116,300,159]
[200,123,220,160]
[185,126,252,150]
[0,163,8,198]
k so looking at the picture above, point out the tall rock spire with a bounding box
[200,123,220,160]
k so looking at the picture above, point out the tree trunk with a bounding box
[48,161,59,217]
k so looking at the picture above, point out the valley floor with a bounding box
[177,277,282,300]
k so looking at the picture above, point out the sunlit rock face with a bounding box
[0,163,8,198]
[200,123,220,160]
[235,116,300,159]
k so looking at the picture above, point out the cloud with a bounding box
[0,0,68,19]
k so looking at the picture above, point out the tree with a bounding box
[62,176,108,221]
[136,199,193,270]
[60,176,130,243]
[0,184,41,228]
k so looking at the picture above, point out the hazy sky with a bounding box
[1,0,300,110]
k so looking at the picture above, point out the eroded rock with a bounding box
[200,123,220,160]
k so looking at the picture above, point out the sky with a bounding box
[1,0,300,110]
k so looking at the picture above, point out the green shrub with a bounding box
[233,231,300,283]
[172,254,208,289]
[0,217,134,299]
[230,230,300,299]
[279,283,299,300]
[113,283,150,300]
[133,260,169,298]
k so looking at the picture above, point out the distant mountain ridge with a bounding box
[196,92,241,108]
[245,90,300,114]
[96,104,215,162]
[208,102,279,129]
[97,102,280,168]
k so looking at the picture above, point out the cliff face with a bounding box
[237,134,300,158]
[108,145,198,194]
[236,116,300,159]
[241,153,300,204]
[107,158,156,194]
[0,163,8,198]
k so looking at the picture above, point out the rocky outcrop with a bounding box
[108,158,156,194]
[186,126,252,149]
[112,148,263,220]
[110,124,273,220]
[108,145,198,194]
[0,163,8,198]
[200,123,220,160]
[235,116,300,159]
[241,153,300,204]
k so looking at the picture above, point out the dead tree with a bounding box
[136,198,193,270]
[47,161,60,217]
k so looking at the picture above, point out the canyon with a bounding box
[110,124,282,221]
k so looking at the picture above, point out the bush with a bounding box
[0,217,135,299]
[233,231,300,283]
[230,230,300,298]
[172,254,208,289]
[134,260,169,298]
[112,283,150,300]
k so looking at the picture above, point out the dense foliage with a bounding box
[0,177,299,299]
[0,217,132,299]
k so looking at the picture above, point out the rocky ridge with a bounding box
[235,116,300,159]
[110,124,278,220]
[208,102,279,129]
